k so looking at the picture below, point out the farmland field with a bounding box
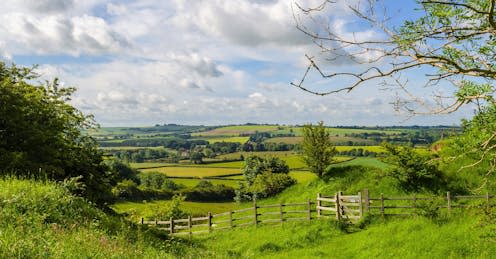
[334,145,386,152]
[328,157,389,169]
[264,136,376,145]
[192,125,282,137]
[199,136,250,144]
[112,200,239,218]
[172,178,242,188]
[141,167,241,178]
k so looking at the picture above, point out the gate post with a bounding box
[335,191,342,220]
[358,191,363,219]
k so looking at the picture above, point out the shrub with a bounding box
[151,194,189,220]
[112,180,141,199]
[249,172,296,198]
[182,184,235,202]
[383,143,447,193]
[139,172,184,191]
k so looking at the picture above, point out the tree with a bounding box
[0,62,113,205]
[383,143,447,193]
[301,121,336,177]
[235,156,293,201]
[292,0,496,181]
[292,0,496,115]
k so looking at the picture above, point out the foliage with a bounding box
[241,155,289,184]
[248,172,296,198]
[151,194,189,220]
[383,143,447,193]
[0,178,172,258]
[182,184,235,202]
[301,121,337,177]
[0,62,112,205]
[112,180,141,200]
[139,171,184,191]
[236,155,294,201]
[106,160,140,185]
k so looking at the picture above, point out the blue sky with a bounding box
[0,0,474,126]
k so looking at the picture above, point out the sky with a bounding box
[0,0,475,126]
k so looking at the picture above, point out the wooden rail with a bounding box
[141,199,314,237]
[141,189,496,238]
[364,190,495,216]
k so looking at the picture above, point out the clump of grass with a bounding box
[0,177,176,258]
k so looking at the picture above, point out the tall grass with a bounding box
[0,178,177,258]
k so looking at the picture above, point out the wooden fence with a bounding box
[363,190,495,216]
[316,191,362,220]
[141,190,496,237]
[141,199,313,237]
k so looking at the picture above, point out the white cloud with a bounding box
[0,13,129,56]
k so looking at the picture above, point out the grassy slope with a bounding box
[0,178,174,258]
[178,163,494,258]
[187,214,493,258]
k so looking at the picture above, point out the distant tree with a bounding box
[190,151,204,164]
[301,121,336,177]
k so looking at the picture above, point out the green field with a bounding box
[335,145,386,152]
[141,167,241,178]
[172,178,242,188]
[200,136,250,144]
[328,157,390,169]
[112,200,239,219]
[192,125,282,137]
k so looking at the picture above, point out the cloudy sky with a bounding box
[0,0,474,126]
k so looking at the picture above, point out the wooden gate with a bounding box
[316,191,363,221]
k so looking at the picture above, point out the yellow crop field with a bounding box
[203,136,250,144]
[141,167,241,178]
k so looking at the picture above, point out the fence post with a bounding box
[413,194,417,209]
[358,191,363,219]
[380,193,385,217]
[229,211,233,228]
[169,217,174,235]
[307,199,312,220]
[141,217,144,225]
[188,215,192,239]
[335,192,341,221]
[280,204,284,224]
[208,212,212,232]
[447,192,451,215]
[253,198,258,227]
[317,193,321,217]
[363,189,369,213]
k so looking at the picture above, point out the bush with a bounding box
[112,180,141,200]
[139,172,184,191]
[383,143,447,193]
[182,184,235,202]
[249,172,296,198]
[235,156,294,201]
[151,194,189,220]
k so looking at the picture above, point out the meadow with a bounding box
[140,167,240,178]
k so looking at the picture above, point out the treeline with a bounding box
[112,171,235,202]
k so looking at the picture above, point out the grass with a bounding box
[328,157,390,169]
[335,145,386,152]
[112,200,239,219]
[199,136,250,144]
[184,212,494,258]
[0,178,173,258]
[192,125,282,137]
[171,178,242,188]
[130,162,173,169]
[140,167,241,178]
